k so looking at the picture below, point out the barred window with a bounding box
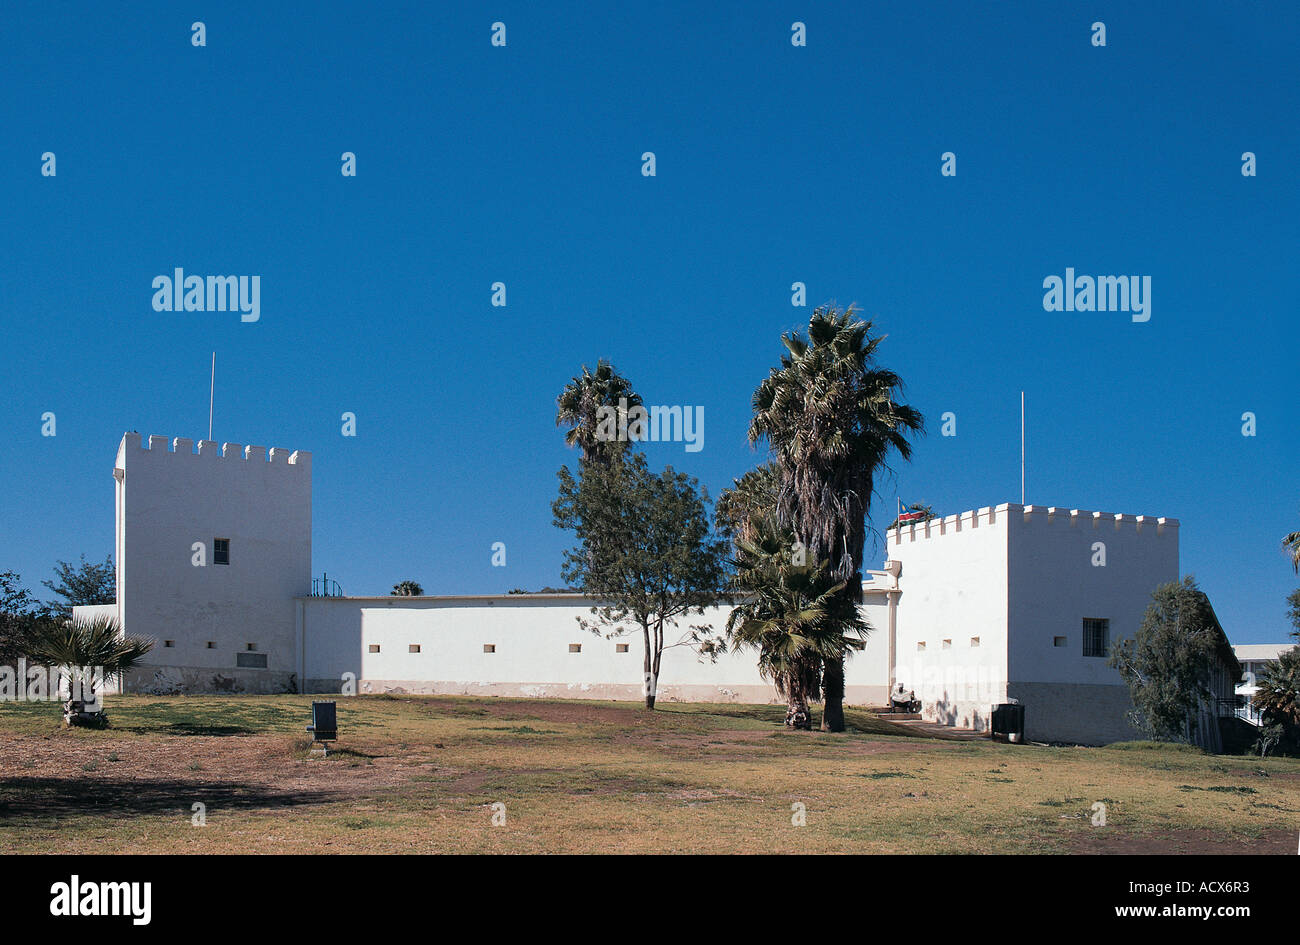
[1082,618,1109,658]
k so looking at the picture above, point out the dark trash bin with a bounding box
[307,700,338,755]
[991,702,1025,743]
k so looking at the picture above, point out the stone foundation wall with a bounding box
[124,664,297,696]
[1006,681,1142,745]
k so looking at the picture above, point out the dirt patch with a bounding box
[0,732,423,812]
[409,698,640,726]
[1064,827,1295,855]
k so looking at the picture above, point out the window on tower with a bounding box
[1082,618,1109,658]
[214,538,230,565]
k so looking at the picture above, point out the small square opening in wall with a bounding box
[1053,636,1068,647]
[916,641,926,651]
[206,642,216,649]
[213,538,229,566]
[368,644,380,653]
[163,640,174,648]
[569,643,582,653]
[246,643,256,652]
[616,643,629,653]
[408,644,421,653]
[970,637,980,648]
[483,644,496,653]
[942,639,952,649]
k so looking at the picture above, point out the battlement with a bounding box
[119,432,310,472]
[890,502,1178,544]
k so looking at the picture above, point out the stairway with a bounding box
[869,707,922,721]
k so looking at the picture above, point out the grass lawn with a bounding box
[1,694,1297,854]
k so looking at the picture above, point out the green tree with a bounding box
[42,554,115,618]
[0,570,49,666]
[391,581,424,596]
[555,359,644,466]
[25,613,153,727]
[1253,650,1300,737]
[749,304,923,731]
[1109,576,1222,742]
[553,452,729,708]
[725,516,868,729]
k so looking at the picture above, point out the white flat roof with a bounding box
[1233,643,1296,661]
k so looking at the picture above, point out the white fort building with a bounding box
[78,432,1242,745]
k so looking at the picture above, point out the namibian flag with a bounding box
[896,501,927,524]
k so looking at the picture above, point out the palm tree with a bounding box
[556,359,643,465]
[726,517,868,729]
[1283,524,1300,573]
[715,462,780,549]
[750,303,923,731]
[887,503,936,531]
[25,613,153,727]
[1254,648,1300,735]
[391,580,423,596]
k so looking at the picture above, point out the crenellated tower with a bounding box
[113,432,311,693]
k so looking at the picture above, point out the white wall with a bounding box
[1007,507,1178,683]
[116,432,311,694]
[885,503,1179,743]
[888,507,1011,731]
[302,591,892,705]
[97,429,1189,745]
[1006,506,1178,743]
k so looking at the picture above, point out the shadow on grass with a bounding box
[115,723,259,737]
[0,776,341,825]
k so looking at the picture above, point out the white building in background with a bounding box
[79,431,1237,745]
[1233,643,1296,724]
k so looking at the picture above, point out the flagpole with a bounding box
[1020,390,1025,505]
[208,353,215,442]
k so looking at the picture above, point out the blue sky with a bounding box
[2,2,1296,642]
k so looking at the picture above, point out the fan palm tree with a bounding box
[556,359,643,466]
[391,580,423,596]
[750,303,923,731]
[726,517,868,729]
[25,613,153,727]
[887,503,936,531]
[1254,648,1300,734]
[1283,525,1300,573]
[715,462,780,549]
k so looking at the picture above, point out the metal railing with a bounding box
[1214,696,1245,718]
[1233,702,1264,726]
[311,572,343,597]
